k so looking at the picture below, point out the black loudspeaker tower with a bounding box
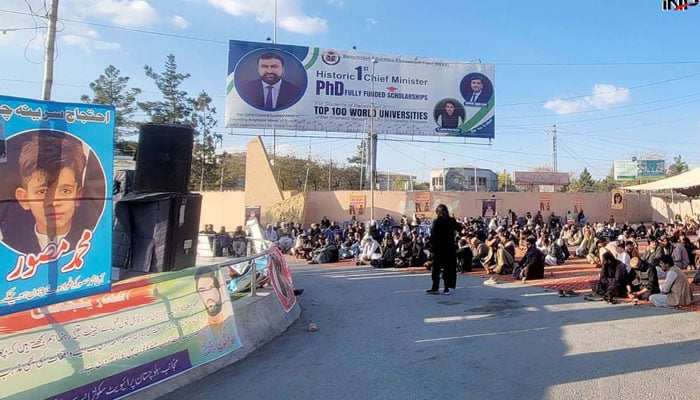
[134,124,194,193]
[114,193,202,273]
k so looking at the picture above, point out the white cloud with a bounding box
[60,34,120,52]
[365,17,378,31]
[280,15,327,35]
[93,41,122,51]
[325,0,344,6]
[170,15,190,29]
[544,83,630,115]
[590,83,630,109]
[207,0,328,35]
[68,0,159,27]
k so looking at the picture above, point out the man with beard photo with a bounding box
[239,52,301,111]
[196,267,225,320]
[194,267,238,359]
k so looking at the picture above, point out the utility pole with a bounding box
[552,124,558,172]
[271,0,278,166]
[369,58,378,222]
[359,139,365,190]
[198,97,207,192]
[303,142,311,192]
[328,149,332,191]
[42,0,60,100]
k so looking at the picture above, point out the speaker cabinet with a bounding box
[134,124,193,193]
[113,193,202,273]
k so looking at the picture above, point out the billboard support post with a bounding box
[369,58,377,223]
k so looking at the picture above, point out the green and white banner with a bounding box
[226,40,495,138]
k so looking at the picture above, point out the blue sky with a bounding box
[1,0,699,182]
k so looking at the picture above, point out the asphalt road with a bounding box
[165,261,700,400]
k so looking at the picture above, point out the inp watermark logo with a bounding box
[662,0,699,10]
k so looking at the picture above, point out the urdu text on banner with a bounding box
[0,95,114,316]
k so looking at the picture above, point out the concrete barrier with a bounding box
[125,290,301,399]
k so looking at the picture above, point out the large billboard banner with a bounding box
[614,160,638,181]
[226,40,495,138]
[0,95,114,316]
[637,160,665,178]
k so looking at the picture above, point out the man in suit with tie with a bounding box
[461,75,493,107]
[466,76,487,104]
[238,52,302,111]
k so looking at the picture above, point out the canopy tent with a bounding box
[622,167,700,191]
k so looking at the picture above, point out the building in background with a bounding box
[375,171,417,191]
[430,166,498,192]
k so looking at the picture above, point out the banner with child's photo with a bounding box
[0,95,114,316]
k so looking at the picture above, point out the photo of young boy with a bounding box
[0,130,106,255]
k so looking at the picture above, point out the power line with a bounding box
[499,72,700,107]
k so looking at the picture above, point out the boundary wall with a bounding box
[198,137,658,229]
[201,190,654,229]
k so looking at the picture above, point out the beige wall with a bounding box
[199,191,247,230]
[198,136,662,228]
[651,196,700,222]
[199,189,653,227]
[304,191,652,225]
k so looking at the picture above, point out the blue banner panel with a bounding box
[226,40,495,138]
[0,95,114,316]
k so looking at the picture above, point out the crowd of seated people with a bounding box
[207,209,699,305]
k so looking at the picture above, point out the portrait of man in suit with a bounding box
[460,73,494,107]
[238,52,303,111]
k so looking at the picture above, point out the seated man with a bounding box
[357,233,381,265]
[230,225,247,257]
[594,252,628,304]
[309,237,339,264]
[627,257,660,301]
[514,237,545,282]
[470,237,489,271]
[490,240,515,275]
[456,238,474,272]
[375,234,397,268]
[214,227,231,257]
[649,255,693,307]
[410,233,427,267]
[542,237,565,266]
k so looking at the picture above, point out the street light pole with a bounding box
[442,158,446,192]
[219,156,225,192]
[369,58,377,222]
[198,97,207,192]
[42,0,60,100]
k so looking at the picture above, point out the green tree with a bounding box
[81,65,141,140]
[569,167,595,192]
[219,152,246,190]
[594,167,619,192]
[667,155,689,177]
[497,171,512,190]
[346,140,367,165]
[190,91,222,191]
[138,54,193,124]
